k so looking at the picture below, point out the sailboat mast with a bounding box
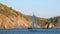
[32,13,35,28]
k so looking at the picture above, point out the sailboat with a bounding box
[27,13,39,32]
[28,13,37,29]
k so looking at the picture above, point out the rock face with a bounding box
[0,3,60,29]
[0,3,32,29]
[0,3,49,29]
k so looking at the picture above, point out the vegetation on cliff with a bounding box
[0,3,60,29]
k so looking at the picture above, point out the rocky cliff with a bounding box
[0,3,60,29]
[0,3,33,29]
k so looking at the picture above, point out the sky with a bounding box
[0,0,60,18]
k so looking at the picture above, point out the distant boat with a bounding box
[28,13,37,29]
[28,13,38,31]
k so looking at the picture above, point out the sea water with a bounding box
[0,28,60,34]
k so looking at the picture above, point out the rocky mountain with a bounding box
[0,3,31,29]
[0,3,48,29]
[0,3,60,29]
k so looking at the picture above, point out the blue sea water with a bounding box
[0,28,60,34]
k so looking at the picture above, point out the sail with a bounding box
[32,13,35,28]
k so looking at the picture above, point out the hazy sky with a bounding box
[0,0,60,18]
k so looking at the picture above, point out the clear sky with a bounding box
[0,0,60,18]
